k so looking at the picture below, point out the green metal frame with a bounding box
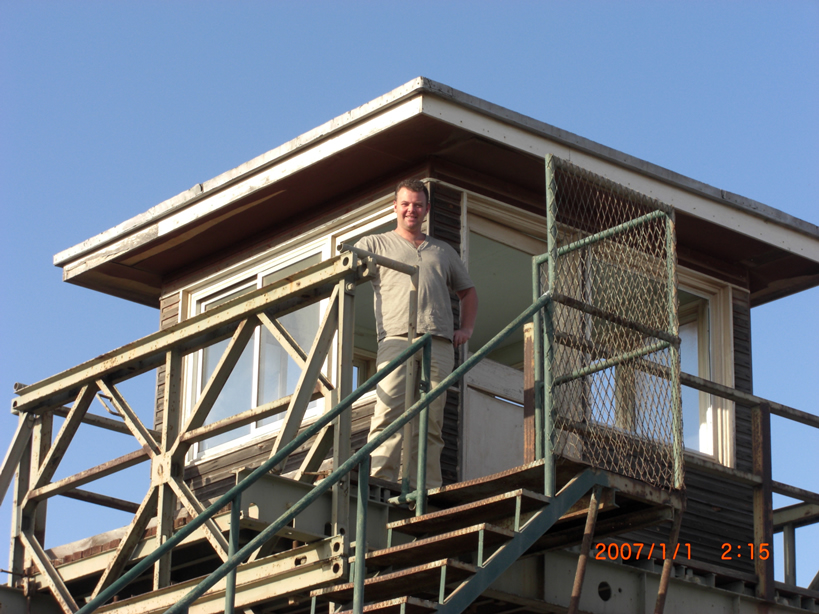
[77,291,555,614]
[534,155,683,497]
[53,156,684,613]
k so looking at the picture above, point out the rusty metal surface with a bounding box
[13,253,368,414]
[388,489,549,537]
[338,596,438,614]
[311,558,476,604]
[428,461,548,507]
[752,403,775,602]
[363,523,513,569]
[529,506,674,553]
[94,538,345,614]
[26,449,150,503]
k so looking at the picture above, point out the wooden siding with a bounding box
[733,289,754,473]
[429,182,464,486]
[153,292,181,432]
[621,289,755,574]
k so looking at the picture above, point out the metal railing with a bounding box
[675,370,819,598]
[534,155,683,494]
[88,291,557,614]
[2,156,692,612]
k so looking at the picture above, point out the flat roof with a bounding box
[54,77,819,307]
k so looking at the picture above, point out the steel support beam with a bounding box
[752,402,774,602]
[13,253,368,414]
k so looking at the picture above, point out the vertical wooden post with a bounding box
[154,349,182,590]
[752,402,774,601]
[523,323,535,463]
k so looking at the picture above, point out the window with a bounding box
[187,252,323,458]
[179,194,397,461]
[462,186,736,467]
[677,271,735,466]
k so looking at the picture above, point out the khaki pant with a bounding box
[367,336,455,489]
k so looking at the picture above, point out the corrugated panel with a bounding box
[429,183,464,485]
[733,290,754,476]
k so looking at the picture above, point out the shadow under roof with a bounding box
[53,77,819,308]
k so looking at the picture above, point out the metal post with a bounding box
[8,415,32,588]
[401,270,420,496]
[353,456,370,614]
[568,486,602,614]
[224,493,241,614]
[783,523,796,586]
[654,509,682,614]
[27,413,52,575]
[752,402,774,601]
[665,212,683,490]
[543,155,558,497]
[532,258,544,460]
[333,279,355,544]
[416,340,432,516]
[155,348,183,590]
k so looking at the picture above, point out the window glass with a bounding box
[257,254,322,426]
[190,253,324,457]
[679,290,712,455]
[467,231,531,368]
[199,285,255,451]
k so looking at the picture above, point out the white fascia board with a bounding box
[421,95,819,264]
[56,95,425,276]
[53,78,429,268]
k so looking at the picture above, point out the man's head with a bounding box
[394,179,429,204]
[393,179,430,238]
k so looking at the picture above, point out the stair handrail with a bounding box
[76,290,554,614]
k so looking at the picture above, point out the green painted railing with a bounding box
[78,291,555,614]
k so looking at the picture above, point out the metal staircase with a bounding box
[313,458,682,614]
[2,155,690,614]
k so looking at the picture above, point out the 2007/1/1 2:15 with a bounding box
[594,542,691,560]
[722,543,770,560]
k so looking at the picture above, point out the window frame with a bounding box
[176,194,396,464]
[459,181,738,466]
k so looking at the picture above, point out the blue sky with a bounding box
[1,0,817,590]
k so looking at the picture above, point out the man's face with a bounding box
[393,187,430,235]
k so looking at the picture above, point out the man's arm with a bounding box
[453,287,478,348]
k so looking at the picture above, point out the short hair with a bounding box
[394,179,429,204]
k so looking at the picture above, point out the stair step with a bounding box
[362,523,513,569]
[311,559,476,604]
[426,460,547,507]
[338,596,437,614]
[387,490,549,537]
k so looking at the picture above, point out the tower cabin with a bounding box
[3,78,818,614]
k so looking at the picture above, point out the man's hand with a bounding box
[454,287,478,348]
[453,328,472,348]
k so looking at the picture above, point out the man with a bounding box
[356,179,478,489]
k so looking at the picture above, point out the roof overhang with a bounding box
[54,77,819,307]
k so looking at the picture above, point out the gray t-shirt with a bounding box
[356,231,474,342]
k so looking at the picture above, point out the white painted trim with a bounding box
[679,267,736,467]
[58,97,423,276]
[421,96,819,263]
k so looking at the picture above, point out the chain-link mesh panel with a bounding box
[542,156,682,490]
